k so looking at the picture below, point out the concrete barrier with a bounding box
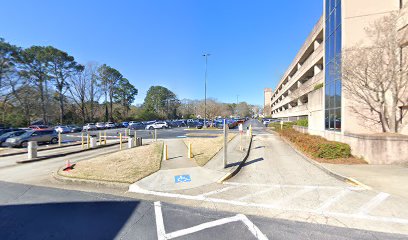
[27,141,37,160]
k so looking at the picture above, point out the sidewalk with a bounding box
[129,134,251,192]
[322,163,408,199]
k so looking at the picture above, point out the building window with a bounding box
[325,0,342,131]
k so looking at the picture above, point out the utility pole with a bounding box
[202,53,211,128]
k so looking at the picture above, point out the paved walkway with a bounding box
[129,132,250,192]
[322,163,408,199]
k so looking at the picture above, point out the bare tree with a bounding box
[341,13,408,133]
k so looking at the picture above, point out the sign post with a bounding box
[238,123,243,151]
[223,119,228,168]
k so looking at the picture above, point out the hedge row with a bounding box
[277,128,351,159]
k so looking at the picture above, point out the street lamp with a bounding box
[202,53,211,128]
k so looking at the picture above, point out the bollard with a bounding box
[136,137,142,147]
[27,141,38,160]
[119,133,123,150]
[188,143,192,159]
[81,133,85,149]
[99,131,102,145]
[128,137,134,149]
[87,133,90,149]
[58,132,61,146]
[163,144,168,160]
[134,130,137,146]
[90,137,97,148]
[104,131,107,144]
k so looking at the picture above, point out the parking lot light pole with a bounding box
[202,53,210,128]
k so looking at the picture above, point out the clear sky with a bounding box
[0,0,323,106]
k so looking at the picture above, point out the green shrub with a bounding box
[314,142,351,159]
[268,121,296,130]
[314,83,324,90]
[296,118,308,127]
[278,128,352,159]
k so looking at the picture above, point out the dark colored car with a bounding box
[0,128,20,136]
[121,122,129,128]
[128,122,145,130]
[28,125,49,129]
[0,130,27,145]
[67,125,82,133]
[187,120,203,129]
[172,120,186,127]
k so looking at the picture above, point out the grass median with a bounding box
[58,142,163,183]
[184,133,237,166]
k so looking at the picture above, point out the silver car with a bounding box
[5,129,58,147]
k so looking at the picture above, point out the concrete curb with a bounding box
[16,141,126,164]
[53,171,130,190]
[0,141,84,158]
[277,133,371,190]
[217,135,253,183]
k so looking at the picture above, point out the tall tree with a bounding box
[98,64,122,121]
[341,13,408,133]
[18,46,51,124]
[0,38,19,98]
[114,78,138,119]
[47,46,83,124]
[143,86,178,118]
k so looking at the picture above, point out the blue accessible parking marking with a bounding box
[175,175,191,183]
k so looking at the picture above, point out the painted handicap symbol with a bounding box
[175,175,191,183]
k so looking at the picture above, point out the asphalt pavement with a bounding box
[1,181,406,240]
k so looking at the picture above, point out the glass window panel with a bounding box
[335,80,341,108]
[327,61,334,80]
[329,109,335,129]
[335,108,341,130]
[336,4,341,27]
[330,0,335,12]
[325,83,330,108]
[325,39,330,62]
[335,26,342,56]
[330,11,335,34]
[330,34,335,62]
[326,0,330,19]
[330,83,335,107]
[325,110,330,129]
[336,0,341,7]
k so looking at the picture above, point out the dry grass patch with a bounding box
[185,133,220,137]
[184,133,237,166]
[59,142,162,183]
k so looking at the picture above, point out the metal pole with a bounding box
[223,119,228,168]
[203,53,210,128]
[134,130,137,146]
[81,133,84,149]
[58,132,61,146]
[154,129,157,142]
[119,133,122,150]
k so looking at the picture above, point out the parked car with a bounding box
[96,122,105,130]
[67,125,82,133]
[145,121,168,130]
[28,125,49,130]
[0,128,20,136]
[0,130,27,145]
[187,120,203,129]
[83,123,97,131]
[105,122,116,129]
[121,122,129,128]
[5,129,58,147]
[128,122,145,130]
[54,125,71,134]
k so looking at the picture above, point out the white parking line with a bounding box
[316,189,351,212]
[154,201,268,240]
[130,186,408,225]
[237,187,277,201]
[273,186,317,206]
[198,185,239,197]
[154,202,166,240]
[224,182,363,191]
[357,192,390,215]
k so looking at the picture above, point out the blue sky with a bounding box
[0,0,322,106]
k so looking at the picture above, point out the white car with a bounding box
[145,122,168,130]
[83,123,97,131]
[105,122,116,129]
[96,122,105,129]
[54,125,71,133]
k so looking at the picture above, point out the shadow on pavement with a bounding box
[0,201,139,239]
[225,157,264,168]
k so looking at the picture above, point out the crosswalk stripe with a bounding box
[357,192,390,215]
[198,185,239,197]
[273,187,317,206]
[316,189,351,212]
[237,187,277,201]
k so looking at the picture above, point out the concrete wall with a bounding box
[293,126,408,164]
[264,88,272,116]
[307,88,325,136]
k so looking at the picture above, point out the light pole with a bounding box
[202,53,210,128]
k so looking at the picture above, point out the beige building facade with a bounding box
[268,0,408,164]
[263,88,272,116]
